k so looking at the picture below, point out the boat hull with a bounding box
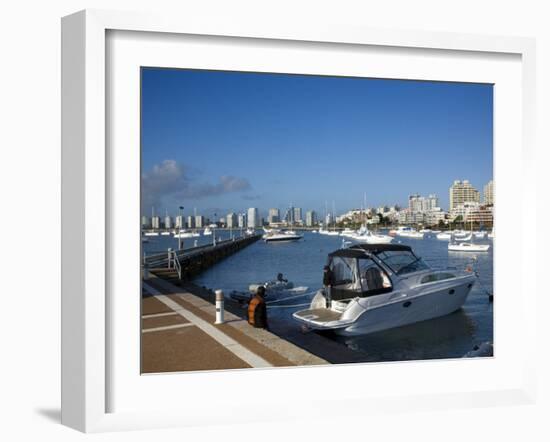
[293,277,475,336]
[337,281,472,335]
[264,235,302,242]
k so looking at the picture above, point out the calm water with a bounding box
[144,230,494,362]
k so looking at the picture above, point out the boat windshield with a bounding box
[376,250,429,275]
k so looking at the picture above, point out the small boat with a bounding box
[263,229,303,242]
[203,227,212,236]
[448,242,490,252]
[325,230,340,236]
[350,229,393,244]
[292,243,476,335]
[143,231,159,237]
[173,230,195,239]
[160,231,171,236]
[473,231,487,239]
[340,228,357,237]
[419,228,432,233]
[245,228,255,236]
[436,232,452,240]
[311,230,318,233]
[230,276,309,303]
[395,226,424,238]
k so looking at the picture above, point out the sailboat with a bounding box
[326,201,340,235]
[448,218,490,252]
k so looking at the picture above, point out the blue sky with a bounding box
[141,68,493,219]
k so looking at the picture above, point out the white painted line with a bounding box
[142,282,273,368]
[142,312,178,319]
[142,323,194,333]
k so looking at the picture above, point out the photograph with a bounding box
[140,67,494,374]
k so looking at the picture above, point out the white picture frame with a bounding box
[61,9,537,433]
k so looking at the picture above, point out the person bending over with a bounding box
[248,286,268,329]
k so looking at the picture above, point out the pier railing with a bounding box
[143,234,262,281]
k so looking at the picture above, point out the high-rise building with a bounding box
[247,208,259,228]
[306,210,317,227]
[293,207,302,223]
[325,213,332,227]
[449,180,480,210]
[151,216,160,229]
[226,212,238,228]
[238,213,246,228]
[284,206,295,224]
[141,215,149,229]
[186,215,195,229]
[195,215,205,228]
[164,215,172,229]
[409,194,438,213]
[484,180,494,205]
[175,215,184,229]
[268,208,280,224]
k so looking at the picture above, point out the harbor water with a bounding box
[144,230,494,362]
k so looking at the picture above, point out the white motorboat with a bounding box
[325,230,340,236]
[263,229,303,242]
[419,228,432,233]
[448,242,490,252]
[340,228,357,237]
[143,231,159,237]
[245,228,255,236]
[203,227,212,236]
[230,275,309,303]
[160,231,171,236]
[394,226,424,239]
[436,232,452,240]
[173,230,195,239]
[311,230,318,233]
[350,229,393,244]
[293,243,476,336]
[473,231,487,239]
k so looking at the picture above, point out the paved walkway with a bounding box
[141,276,328,374]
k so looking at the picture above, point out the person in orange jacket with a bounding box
[248,285,268,329]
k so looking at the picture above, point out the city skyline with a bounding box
[141,68,493,218]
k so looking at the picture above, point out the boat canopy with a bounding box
[327,250,395,300]
[329,244,411,258]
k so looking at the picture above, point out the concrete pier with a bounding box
[141,274,328,373]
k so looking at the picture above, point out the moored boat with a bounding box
[263,229,303,242]
[448,242,490,252]
[293,243,475,335]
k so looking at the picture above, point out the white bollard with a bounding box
[214,289,225,324]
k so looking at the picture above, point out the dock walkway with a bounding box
[141,274,328,373]
[144,234,261,283]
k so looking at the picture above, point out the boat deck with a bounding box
[294,308,342,323]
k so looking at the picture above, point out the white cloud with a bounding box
[141,159,252,211]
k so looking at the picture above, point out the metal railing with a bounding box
[167,249,182,280]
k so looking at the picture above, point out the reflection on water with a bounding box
[145,230,494,362]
